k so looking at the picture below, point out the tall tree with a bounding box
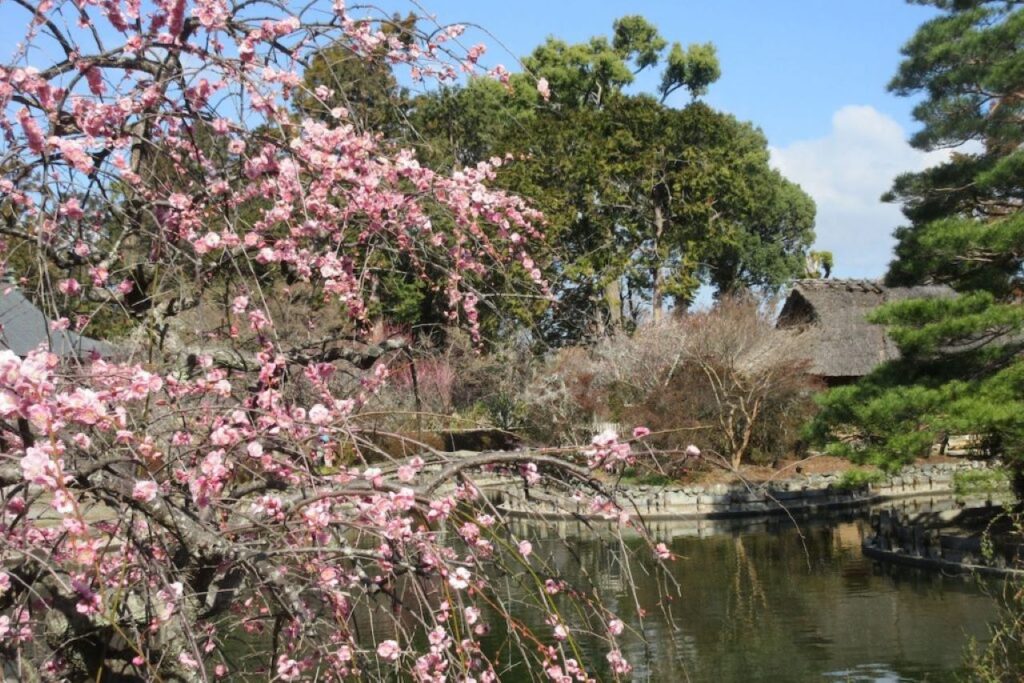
[809,1,1024,492]
[410,17,815,342]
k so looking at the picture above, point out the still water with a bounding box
[489,512,1003,682]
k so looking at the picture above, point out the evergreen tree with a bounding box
[809,1,1024,492]
[411,17,815,343]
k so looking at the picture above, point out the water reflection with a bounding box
[490,513,1001,682]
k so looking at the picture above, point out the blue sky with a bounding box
[399,0,937,146]
[383,0,946,279]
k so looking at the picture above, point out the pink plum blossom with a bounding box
[537,77,551,101]
[276,656,301,681]
[377,639,401,662]
[606,649,632,674]
[449,567,472,590]
[132,480,159,503]
[20,448,63,489]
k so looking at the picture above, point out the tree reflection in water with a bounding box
[483,515,999,682]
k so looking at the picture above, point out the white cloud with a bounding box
[769,105,950,279]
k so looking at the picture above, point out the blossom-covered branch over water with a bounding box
[0,1,668,680]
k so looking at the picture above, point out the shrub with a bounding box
[963,513,1024,680]
[519,346,599,446]
[520,296,821,470]
[834,469,885,491]
[370,329,535,433]
[953,468,1012,497]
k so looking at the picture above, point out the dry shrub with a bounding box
[519,346,601,446]
[522,297,821,469]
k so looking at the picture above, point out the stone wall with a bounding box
[863,504,1023,576]
[496,459,1007,522]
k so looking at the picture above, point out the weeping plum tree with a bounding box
[0,1,665,680]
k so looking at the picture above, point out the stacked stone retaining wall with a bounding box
[496,459,1006,521]
[862,502,1023,576]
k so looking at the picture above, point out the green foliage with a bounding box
[834,469,885,491]
[962,512,1024,681]
[480,393,528,433]
[297,16,813,346]
[811,1,1024,483]
[409,17,813,344]
[619,468,675,487]
[888,3,1024,153]
[612,15,667,71]
[883,1,1024,298]
[869,291,1024,357]
[952,468,1011,497]
[804,250,833,279]
[660,41,721,100]
[808,354,1024,470]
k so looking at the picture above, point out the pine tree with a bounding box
[809,1,1024,493]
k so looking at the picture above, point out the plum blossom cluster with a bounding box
[583,429,634,471]
[0,1,641,681]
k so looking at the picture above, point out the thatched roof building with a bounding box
[777,279,955,384]
[0,287,114,358]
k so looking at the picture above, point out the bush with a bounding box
[834,468,885,491]
[953,468,1012,497]
[518,346,600,446]
[370,329,535,433]
[520,296,821,469]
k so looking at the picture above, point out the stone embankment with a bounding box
[863,503,1023,576]
[496,459,1007,522]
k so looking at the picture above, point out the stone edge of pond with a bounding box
[492,458,1009,522]
[861,543,1024,578]
[863,502,1024,577]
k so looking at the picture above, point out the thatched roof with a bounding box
[777,279,956,379]
[0,287,115,358]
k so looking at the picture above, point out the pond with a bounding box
[488,510,1005,682]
